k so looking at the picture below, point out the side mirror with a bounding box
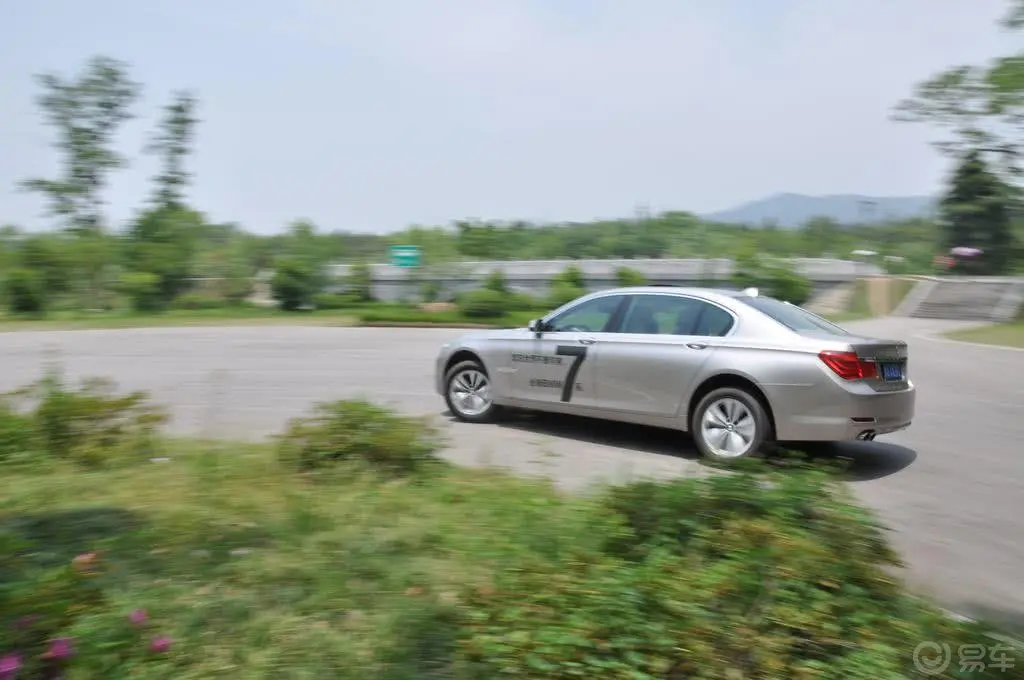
[528,319,544,335]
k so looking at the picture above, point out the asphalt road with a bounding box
[0,317,1021,628]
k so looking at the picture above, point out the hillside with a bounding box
[702,193,937,228]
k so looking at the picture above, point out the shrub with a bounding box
[271,257,318,311]
[457,289,507,319]
[733,256,813,305]
[455,463,1003,678]
[615,266,646,287]
[276,399,443,475]
[4,268,47,315]
[172,291,225,311]
[546,283,585,309]
[312,292,355,310]
[345,262,375,303]
[482,270,508,294]
[552,264,586,290]
[3,367,167,468]
[119,272,163,313]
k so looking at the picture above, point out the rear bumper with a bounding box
[770,382,916,442]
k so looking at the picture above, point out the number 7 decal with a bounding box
[555,345,588,402]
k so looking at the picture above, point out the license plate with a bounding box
[880,362,904,382]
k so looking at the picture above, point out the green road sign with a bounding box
[390,245,421,268]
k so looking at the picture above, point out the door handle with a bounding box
[686,342,708,350]
[579,337,597,345]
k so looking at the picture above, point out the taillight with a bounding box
[818,350,878,380]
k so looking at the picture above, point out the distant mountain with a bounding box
[702,193,937,228]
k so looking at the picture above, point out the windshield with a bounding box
[736,296,851,335]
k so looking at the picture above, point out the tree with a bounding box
[21,55,141,233]
[20,55,141,310]
[940,150,1014,274]
[147,91,198,210]
[893,0,1024,182]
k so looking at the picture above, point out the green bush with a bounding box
[546,283,585,309]
[733,256,813,305]
[4,267,47,315]
[482,270,508,294]
[312,292,355,310]
[276,399,444,475]
[172,291,225,311]
[271,257,318,311]
[457,289,507,319]
[615,266,647,287]
[2,367,167,468]
[119,271,164,313]
[455,464,1004,678]
[552,264,586,289]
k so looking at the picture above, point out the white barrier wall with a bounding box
[322,258,882,302]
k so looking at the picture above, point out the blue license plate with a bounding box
[880,362,904,382]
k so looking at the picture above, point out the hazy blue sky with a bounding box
[1,0,1016,234]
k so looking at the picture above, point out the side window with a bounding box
[691,302,735,337]
[618,295,706,335]
[546,295,623,332]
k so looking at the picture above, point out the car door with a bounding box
[507,293,628,409]
[589,294,736,418]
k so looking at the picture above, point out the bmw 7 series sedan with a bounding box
[434,286,914,461]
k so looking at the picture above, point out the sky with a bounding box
[0,0,1017,234]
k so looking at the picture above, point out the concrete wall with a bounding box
[322,258,882,303]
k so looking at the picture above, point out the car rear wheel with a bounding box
[691,387,771,461]
[444,360,503,423]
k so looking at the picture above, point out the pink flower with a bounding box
[0,653,21,678]
[42,637,74,660]
[129,609,148,626]
[149,636,172,654]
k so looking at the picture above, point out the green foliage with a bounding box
[482,269,508,294]
[940,150,1015,274]
[172,291,225,311]
[547,283,587,309]
[4,268,47,314]
[119,271,163,313]
[270,257,318,311]
[456,465,1007,679]
[457,289,508,319]
[2,366,167,468]
[553,264,586,289]
[312,292,355,310]
[345,262,375,303]
[1,540,176,679]
[276,399,444,475]
[732,254,814,305]
[0,389,1013,678]
[614,266,646,287]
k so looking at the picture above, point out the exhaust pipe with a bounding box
[856,430,876,441]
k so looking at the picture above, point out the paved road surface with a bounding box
[0,317,1021,628]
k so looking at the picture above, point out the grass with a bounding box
[1,440,603,678]
[945,321,1024,348]
[0,307,361,332]
[0,304,544,333]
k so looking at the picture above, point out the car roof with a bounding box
[592,285,755,306]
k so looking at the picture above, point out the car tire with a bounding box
[691,387,772,461]
[444,359,504,424]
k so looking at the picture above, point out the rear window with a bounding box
[736,296,851,335]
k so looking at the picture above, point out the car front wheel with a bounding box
[444,360,503,423]
[691,387,771,461]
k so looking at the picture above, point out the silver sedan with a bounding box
[435,286,915,460]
